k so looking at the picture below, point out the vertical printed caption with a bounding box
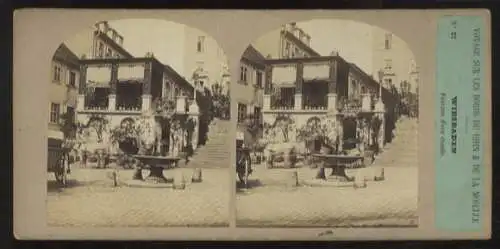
[435,16,485,232]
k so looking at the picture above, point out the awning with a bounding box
[303,64,330,80]
[86,66,111,83]
[117,77,144,83]
[86,80,110,88]
[117,64,145,80]
[47,129,64,140]
[272,65,296,85]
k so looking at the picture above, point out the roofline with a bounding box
[241,56,266,70]
[94,31,134,59]
[264,55,343,65]
[52,43,81,69]
[80,56,161,65]
[282,30,321,57]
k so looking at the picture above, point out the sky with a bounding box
[296,19,376,75]
[108,19,187,74]
[65,19,192,76]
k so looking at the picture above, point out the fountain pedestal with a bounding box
[132,155,181,184]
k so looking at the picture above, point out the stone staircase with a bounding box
[184,119,232,169]
[372,117,418,167]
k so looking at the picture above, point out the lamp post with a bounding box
[375,69,386,153]
[377,69,384,101]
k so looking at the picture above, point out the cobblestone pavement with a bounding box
[47,165,230,227]
[236,164,418,227]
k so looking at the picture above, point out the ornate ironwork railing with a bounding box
[270,91,295,110]
[116,95,142,111]
[338,96,362,114]
[84,93,109,110]
[303,94,327,110]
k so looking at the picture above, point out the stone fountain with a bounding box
[125,96,201,188]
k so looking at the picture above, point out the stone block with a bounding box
[191,168,202,183]
[173,171,186,190]
[285,171,299,188]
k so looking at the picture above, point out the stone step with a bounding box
[192,154,230,157]
[375,157,418,165]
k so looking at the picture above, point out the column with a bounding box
[361,93,371,112]
[377,113,386,152]
[188,101,200,150]
[368,118,373,146]
[357,118,365,153]
[375,100,386,152]
[263,65,273,110]
[294,62,303,110]
[142,62,152,112]
[77,65,87,110]
[337,116,343,152]
[108,63,118,111]
[327,59,338,111]
[176,95,187,113]
[170,124,179,157]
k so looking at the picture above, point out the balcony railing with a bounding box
[116,96,142,111]
[303,94,327,110]
[270,96,294,110]
[84,94,109,110]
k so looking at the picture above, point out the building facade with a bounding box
[48,44,81,140]
[261,55,399,152]
[236,22,321,126]
[371,30,420,94]
[252,22,320,60]
[49,20,215,159]
[235,45,267,124]
[182,26,231,95]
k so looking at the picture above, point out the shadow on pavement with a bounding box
[47,179,102,193]
[236,179,263,192]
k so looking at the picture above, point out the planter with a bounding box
[119,138,139,155]
[320,145,333,155]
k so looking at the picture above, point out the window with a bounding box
[98,42,104,57]
[237,103,247,123]
[253,106,261,124]
[384,78,393,86]
[106,48,112,57]
[196,79,205,89]
[50,103,60,123]
[53,65,61,82]
[240,66,248,83]
[384,59,393,70]
[284,41,291,58]
[256,71,263,88]
[294,47,300,58]
[69,71,76,87]
[384,33,392,50]
[66,106,75,125]
[197,36,205,53]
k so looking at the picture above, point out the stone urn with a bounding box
[320,144,333,155]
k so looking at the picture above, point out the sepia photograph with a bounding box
[235,19,420,227]
[13,9,491,240]
[46,19,231,227]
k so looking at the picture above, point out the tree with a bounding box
[210,81,230,120]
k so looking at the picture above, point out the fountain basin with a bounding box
[132,155,182,184]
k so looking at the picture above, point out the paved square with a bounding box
[47,166,230,227]
[236,164,418,227]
